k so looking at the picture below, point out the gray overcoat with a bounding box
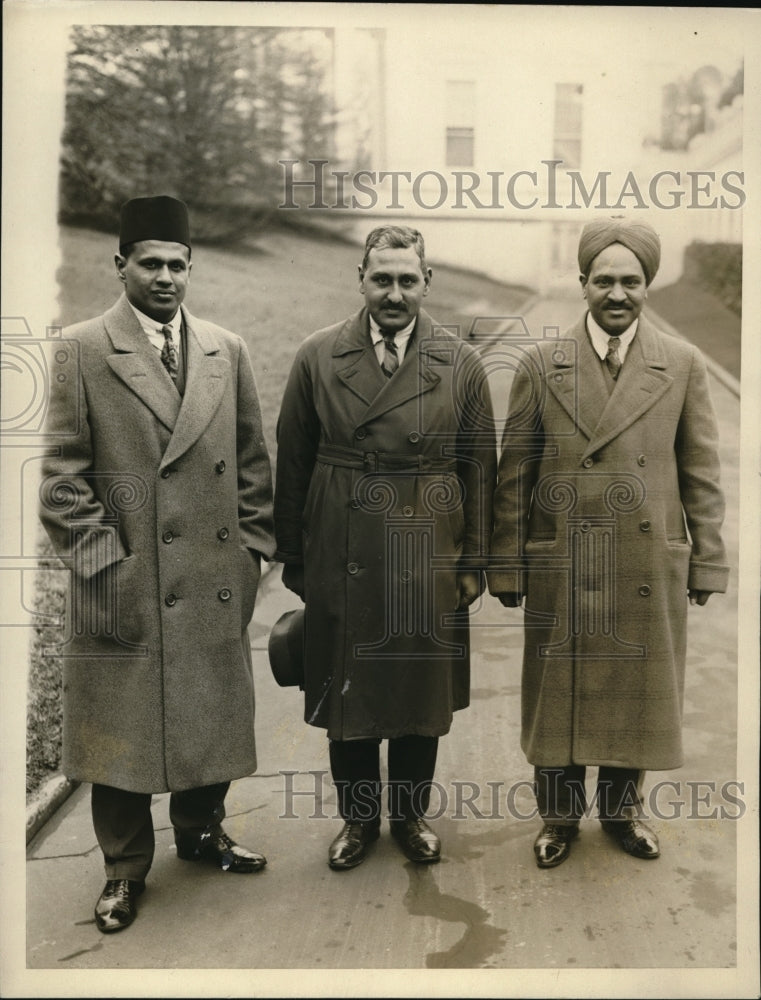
[274,308,497,740]
[39,294,275,793]
[487,313,729,770]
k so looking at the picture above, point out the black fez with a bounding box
[119,195,191,249]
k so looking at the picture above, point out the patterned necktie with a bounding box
[605,336,622,380]
[160,325,179,382]
[380,330,399,378]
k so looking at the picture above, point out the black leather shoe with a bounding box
[390,817,441,863]
[601,819,660,859]
[94,879,145,933]
[328,821,380,870]
[175,829,267,872]
[534,823,579,868]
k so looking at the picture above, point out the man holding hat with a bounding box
[488,217,728,868]
[274,225,496,870]
[39,196,276,931]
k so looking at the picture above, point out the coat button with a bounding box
[554,373,563,383]
[161,468,172,479]
[552,350,566,364]
[347,562,359,575]
[216,460,226,474]
[350,498,361,509]
[580,521,591,532]
[583,457,594,469]
[637,455,647,467]
[355,427,367,441]
[408,432,421,443]
[217,527,229,540]
[162,530,174,544]
[402,505,414,517]
[639,585,651,597]
[218,588,232,601]
[165,593,177,607]
[639,520,651,532]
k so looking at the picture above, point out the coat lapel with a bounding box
[361,309,442,423]
[544,317,605,441]
[545,314,675,459]
[160,311,230,470]
[104,294,182,431]
[581,314,673,460]
[333,310,387,406]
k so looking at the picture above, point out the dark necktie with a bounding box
[160,325,179,382]
[605,336,622,380]
[380,330,399,378]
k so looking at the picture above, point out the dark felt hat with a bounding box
[119,195,191,249]
[268,608,305,688]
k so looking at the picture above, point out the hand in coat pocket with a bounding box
[240,547,261,627]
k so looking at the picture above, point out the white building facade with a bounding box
[284,18,744,294]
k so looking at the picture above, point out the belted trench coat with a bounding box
[274,308,497,740]
[39,294,275,793]
[487,313,729,770]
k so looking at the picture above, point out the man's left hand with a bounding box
[456,571,483,610]
[689,589,713,606]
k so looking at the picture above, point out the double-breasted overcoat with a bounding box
[274,308,497,740]
[487,314,728,770]
[40,294,275,793]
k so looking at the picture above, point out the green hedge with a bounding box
[27,536,66,795]
[682,241,742,316]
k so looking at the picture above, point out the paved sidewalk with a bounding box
[16,297,754,997]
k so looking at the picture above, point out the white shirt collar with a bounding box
[128,301,182,338]
[369,315,416,345]
[586,311,638,362]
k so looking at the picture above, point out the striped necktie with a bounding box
[605,336,622,380]
[380,330,399,378]
[160,325,179,382]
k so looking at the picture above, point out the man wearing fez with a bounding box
[274,225,496,869]
[39,196,276,931]
[488,218,728,868]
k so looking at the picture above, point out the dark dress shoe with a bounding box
[328,821,380,870]
[601,819,660,859]
[94,879,145,933]
[175,829,267,873]
[534,823,579,868]
[390,817,441,863]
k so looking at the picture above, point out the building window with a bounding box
[446,80,475,167]
[553,83,583,168]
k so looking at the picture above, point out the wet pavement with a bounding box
[16,297,755,997]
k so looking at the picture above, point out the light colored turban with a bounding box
[578,218,661,285]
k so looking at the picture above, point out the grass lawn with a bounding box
[648,277,741,381]
[28,224,532,798]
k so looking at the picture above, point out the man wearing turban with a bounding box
[39,196,276,931]
[488,217,728,868]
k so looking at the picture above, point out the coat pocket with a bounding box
[83,553,143,647]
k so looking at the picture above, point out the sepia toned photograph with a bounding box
[1,3,759,998]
